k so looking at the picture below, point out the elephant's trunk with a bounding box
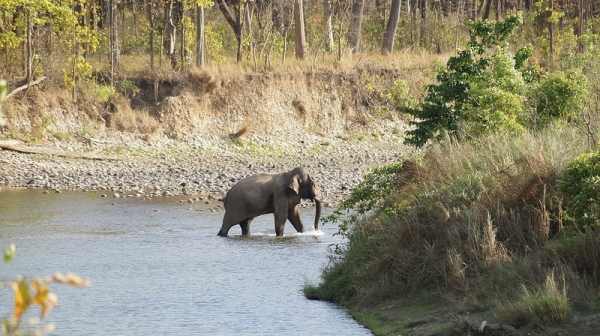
[314,198,322,231]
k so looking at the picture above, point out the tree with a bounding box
[195,2,206,67]
[109,0,119,85]
[382,0,401,55]
[216,0,243,63]
[323,0,334,52]
[294,0,306,59]
[347,0,365,53]
[147,0,156,71]
[163,0,181,69]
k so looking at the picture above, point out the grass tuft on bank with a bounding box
[306,123,600,332]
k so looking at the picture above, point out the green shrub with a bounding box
[405,16,531,147]
[386,79,416,112]
[559,151,600,228]
[117,79,140,97]
[531,70,589,127]
[95,84,115,103]
[312,125,589,304]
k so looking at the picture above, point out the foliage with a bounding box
[0,80,6,101]
[95,85,115,103]
[559,151,600,229]
[386,80,417,113]
[0,0,99,92]
[405,15,531,147]
[324,162,408,236]
[2,245,90,336]
[117,80,140,97]
[204,24,227,64]
[530,70,589,127]
[312,125,590,304]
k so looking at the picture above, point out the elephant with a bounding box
[217,167,322,237]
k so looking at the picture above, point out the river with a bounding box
[0,190,371,336]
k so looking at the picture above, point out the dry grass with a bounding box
[496,273,570,327]
[311,124,593,306]
[110,96,159,134]
[90,50,447,82]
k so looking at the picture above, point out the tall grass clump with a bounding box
[496,273,570,327]
[309,124,592,306]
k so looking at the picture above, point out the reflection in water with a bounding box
[0,191,371,336]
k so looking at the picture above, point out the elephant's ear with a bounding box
[288,174,300,195]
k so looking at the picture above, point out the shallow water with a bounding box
[0,191,371,336]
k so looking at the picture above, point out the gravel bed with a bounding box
[0,132,412,208]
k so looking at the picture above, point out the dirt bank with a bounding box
[0,64,424,206]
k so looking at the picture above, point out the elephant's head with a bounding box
[288,167,322,231]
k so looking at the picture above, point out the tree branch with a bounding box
[6,76,47,99]
[216,0,238,32]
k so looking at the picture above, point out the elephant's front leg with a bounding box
[274,202,288,237]
[288,206,304,233]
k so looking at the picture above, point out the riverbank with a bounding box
[304,125,600,336]
[0,125,412,207]
[1,58,429,207]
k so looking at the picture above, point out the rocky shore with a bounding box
[0,130,411,209]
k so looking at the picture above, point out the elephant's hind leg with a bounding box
[240,218,253,236]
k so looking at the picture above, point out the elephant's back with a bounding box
[224,174,275,212]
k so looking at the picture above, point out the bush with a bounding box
[312,124,589,304]
[95,84,115,103]
[386,80,417,113]
[405,16,531,147]
[559,151,600,228]
[531,70,589,127]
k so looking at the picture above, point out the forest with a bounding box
[0,0,598,89]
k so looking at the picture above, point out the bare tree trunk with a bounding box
[163,0,177,68]
[337,3,343,61]
[323,0,334,52]
[548,0,554,67]
[294,0,307,59]
[148,0,155,71]
[216,0,243,63]
[410,0,417,45]
[382,0,401,54]
[577,0,585,52]
[482,0,493,19]
[245,3,256,65]
[419,0,427,48]
[495,0,502,20]
[109,0,119,86]
[25,9,33,85]
[180,7,186,69]
[347,0,365,53]
[236,3,243,63]
[195,5,205,67]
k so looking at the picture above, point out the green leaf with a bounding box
[0,80,7,102]
[4,244,16,263]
